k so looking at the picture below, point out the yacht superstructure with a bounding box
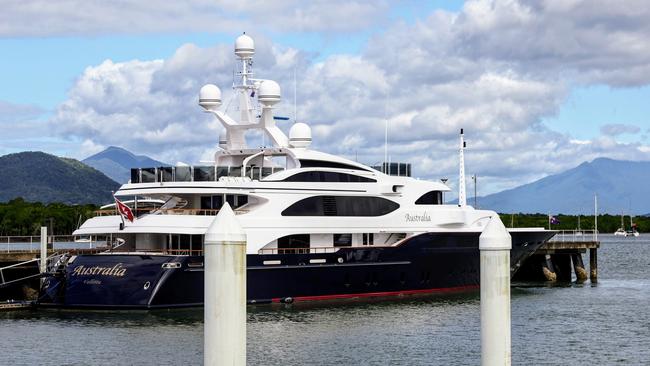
[39,34,554,308]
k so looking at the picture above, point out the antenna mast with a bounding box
[384,89,389,173]
[458,128,467,207]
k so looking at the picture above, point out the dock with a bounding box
[1,233,108,302]
[0,300,35,311]
[514,230,599,283]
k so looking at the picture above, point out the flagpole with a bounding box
[114,194,125,230]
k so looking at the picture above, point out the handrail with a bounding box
[0,252,61,286]
[93,208,249,217]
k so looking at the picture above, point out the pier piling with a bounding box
[204,203,247,366]
[480,215,512,366]
[40,227,47,274]
[589,248,598,283]
[571,254,588,282]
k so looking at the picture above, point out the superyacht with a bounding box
[39,34,554,308]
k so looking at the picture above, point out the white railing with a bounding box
[1,235,108,252]
[549,230,599,243]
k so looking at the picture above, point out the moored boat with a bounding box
[38,34,555,309]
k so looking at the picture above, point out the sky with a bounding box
[1,0,649,197]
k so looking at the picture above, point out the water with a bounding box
[2,235,649,365]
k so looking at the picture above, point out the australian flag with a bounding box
[550,216,560,225]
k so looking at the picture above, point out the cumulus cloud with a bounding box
[600,123,641,136]
[45,0,650,195]
[0,1,388,37]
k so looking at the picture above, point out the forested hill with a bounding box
[0,151,120,205]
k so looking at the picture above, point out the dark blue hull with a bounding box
[38,231,553,309]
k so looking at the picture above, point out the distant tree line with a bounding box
[0,198,98,236]
[502,213,649,233]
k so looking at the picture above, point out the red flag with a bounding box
[115,197,134,223]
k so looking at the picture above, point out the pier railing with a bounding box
[1,235,109,253]
[549,230,598,243]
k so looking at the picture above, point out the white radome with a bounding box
[289,122,312,149]
[258,80,281,106]
[199,84,222,111]
[234,34,255,59]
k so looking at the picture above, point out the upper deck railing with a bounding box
[130,165,284,183]
[93,207,248,217]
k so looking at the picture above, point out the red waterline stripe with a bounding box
[270,285,479,303]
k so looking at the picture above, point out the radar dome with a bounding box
[199,84,222,111]
[235,33,255,59]
[258,80,281,107]
[289,122,312,149]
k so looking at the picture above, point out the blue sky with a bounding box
[1,0,649,195]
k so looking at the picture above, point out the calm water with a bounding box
[2,235,649,365]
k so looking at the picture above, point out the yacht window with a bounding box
[363,233,374,246]
[284,171,376,183]
[200,196,212,210]
[160,167,173,182]
[175,166,192,182]
[141,168,156,183]
[298,159,370,171]
[415,191,443,205]
[333,234,352,247]
[194,166,215,181]
[226,194,235,208]
[200,194,246,210]
[281,196,399,216]
[277,234,310,251]
[213,195,224,209]
[131,169,140,183]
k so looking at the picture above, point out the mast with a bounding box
[458,129,467,207]
[384,90,389,174]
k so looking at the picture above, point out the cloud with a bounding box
[600,123,641,136]
[43,0,650,195]
[0,1,388,37]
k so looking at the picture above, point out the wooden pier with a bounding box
[513,230,599,283]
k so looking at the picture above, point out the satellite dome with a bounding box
[235,33,255,59]
[258,80,281,107]
[289,122,312,149]
[199,84,222,111]
[219,131,228,148]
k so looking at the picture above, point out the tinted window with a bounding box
[160,167,173,182]
[130,169,140,183]
[415,191,443,205]
[175,166,191,181]
[299,159,369,171]
[141,168,156,183]
[194,166,215,181]
[282,196,399,216]
[278,234,310,249]
[284,171,376,182]
[333,234,352,247]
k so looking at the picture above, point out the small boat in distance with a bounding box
[614,214,640,237]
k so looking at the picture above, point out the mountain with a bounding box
[83,146,167,183]
[0,152,120,204]
[476,158,650,215]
